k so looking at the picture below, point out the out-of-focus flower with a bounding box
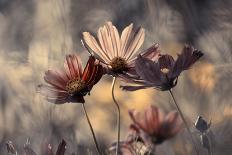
[109,142,136,155]
[23,140,37,155]
[6,141,17,154]
[129,105,183,145]
[38,55,103,104]
[56,140,66,155]
[195,116,211,133]
[83,21,160,78]
[121,45,203,91]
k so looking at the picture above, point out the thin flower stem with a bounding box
[111,77,121,155]
[168,89,199,155]
[81,103,102,155]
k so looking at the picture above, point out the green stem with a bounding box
[168,89,199,155]
[111,77,121,155]
[81,103,102,155]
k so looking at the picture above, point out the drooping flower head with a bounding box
[83,21,160,78]
[38,54,103,104]
[129,105,183,145]
[121,45,203,91]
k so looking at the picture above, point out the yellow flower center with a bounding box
[160,68,170,74]
[110,57,128,73]
[66,78,86,95]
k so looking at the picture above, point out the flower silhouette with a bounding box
[121,45,203,91]
[83,21,159,78]
[129,106,183,145]
[38,54,103,104]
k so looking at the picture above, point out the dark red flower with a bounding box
[121,45,203,91]
[83,22,160,78]
[38,54,103,104]
[129,106,183,145]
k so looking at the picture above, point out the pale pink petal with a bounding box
[71,54,83,78]
[120,23,133,57]
[83,32,111,63]
[44,70,67,90]
[124,27,145,61]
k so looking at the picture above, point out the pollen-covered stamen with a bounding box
[110,57,128,73]
[161,68,170,74]
[66,78,87,95]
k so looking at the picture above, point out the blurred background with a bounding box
[0,0,231,154]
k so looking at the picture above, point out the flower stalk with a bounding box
[81,103,102,155]
[168,89,199,155]
[111,77,121,155]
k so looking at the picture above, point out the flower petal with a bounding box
[129,110,148,133]
[120,23,133,57]
[124,27,145,61]
[83,32,111,63]
[44,70,67,90]
[172,45,203,77]
[71,54,83,78]
[135,55,163,85]
[161,111,183,138]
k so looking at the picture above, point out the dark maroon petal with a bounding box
[140,43,160,61]
[172,45,203,77]
[135,55,163,85]
[56,140,66,155]
[120,85,150,91]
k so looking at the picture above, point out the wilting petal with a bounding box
[135,55,163,85]
[120,85,150,91]
[56,140,66,155]
[140,43,160,61]
[124,27,145,61]
[172,45,203,77]
[161,111,182,138]
[83,32,111,63]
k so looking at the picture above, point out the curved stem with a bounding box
[168,89,199,155]
[81,103,102,155]
[111,77,121,155]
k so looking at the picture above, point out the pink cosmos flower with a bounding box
[83,21,160,78]
[129,105,183,145]
[38,54,103,104]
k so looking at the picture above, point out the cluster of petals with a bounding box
[121,45,204,91]
[38,55,103,104]
[109,106,183,154]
